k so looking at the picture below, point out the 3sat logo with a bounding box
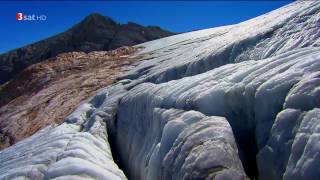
[16,12,46,21]
[16,13,23,20]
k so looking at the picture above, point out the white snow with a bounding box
[1,1,320,180]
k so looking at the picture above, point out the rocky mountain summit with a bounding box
[1,1,320,180]
[0,13,174,85]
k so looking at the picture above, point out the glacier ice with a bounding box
[112,47,320,179]
[115,106,247,179]
[0,124,126,179]
[1,1,320,180]
[0,89,127,180]
[122,0,320,85]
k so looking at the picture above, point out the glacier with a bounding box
[1,1,320,180]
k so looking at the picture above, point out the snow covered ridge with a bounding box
[125,0,319,84]
[1,1,320,180]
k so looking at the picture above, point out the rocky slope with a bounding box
[0,47,138,149]
[1,1,320,180]
[0,13,174,85]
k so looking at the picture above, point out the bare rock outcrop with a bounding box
[0,46,138,149]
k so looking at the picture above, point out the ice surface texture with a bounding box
[1,1,320,180]
[0,86,127,180]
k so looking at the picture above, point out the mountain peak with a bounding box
[84,13,105,19]
[76,13,117,29]
[0,14,175,85]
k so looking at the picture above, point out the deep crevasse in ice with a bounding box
[114,47,320,180]
[1,1,320,180]
[109,1,320,179]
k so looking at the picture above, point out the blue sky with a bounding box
[0,1,293,54]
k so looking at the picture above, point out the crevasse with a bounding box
[0,1,320,180]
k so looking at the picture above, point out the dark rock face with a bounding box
[0,13,174,85]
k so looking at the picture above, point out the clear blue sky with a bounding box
[0,1,294,54]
